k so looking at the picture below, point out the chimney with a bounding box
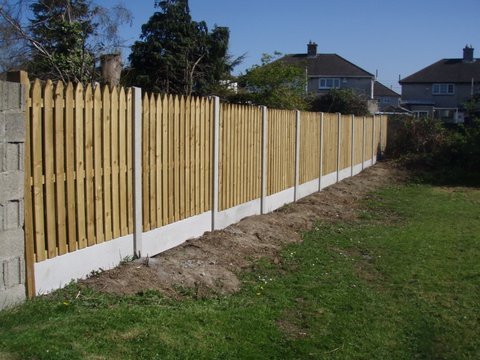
[463,45,474,62]
[307,41,317,57]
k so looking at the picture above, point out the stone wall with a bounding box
[0,80,25,310]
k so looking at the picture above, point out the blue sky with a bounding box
[104,0,479,93]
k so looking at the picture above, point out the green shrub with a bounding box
[387,116,480,185]
[386,116,448,159]
[307,89,370,116]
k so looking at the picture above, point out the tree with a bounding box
[0,0,131,83]
[233,52,307,110]
[29,0,95,82]
[0,1,29,72]
[308,88,370,115]
[463,93,480,125]
[129,0,236,95]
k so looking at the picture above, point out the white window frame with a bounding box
[414,111,429,118]
[432,83,455,95]
[319,78,341,89]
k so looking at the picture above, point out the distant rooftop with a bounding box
[400,46,480,84]
[280,42,374,78]
[374,81,400,97]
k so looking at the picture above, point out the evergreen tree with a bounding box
[29,0,96,82]
[0,0,132,83]
[129,0,234,95]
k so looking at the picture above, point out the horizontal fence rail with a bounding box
[20,75,388,296]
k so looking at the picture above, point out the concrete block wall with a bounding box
[0,80,26,310]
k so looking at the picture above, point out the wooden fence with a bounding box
[22,77,387,296]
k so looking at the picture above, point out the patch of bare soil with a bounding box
[80,162,406,298]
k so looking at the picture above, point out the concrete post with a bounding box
[379,115,384,158]
[362,116,365,170]
[319,112,324,191]
[132,87,143,257]
[0,80,26,309]
[372,115,376,164]
[294,110,301,201]
[336,113,341,182]
[211,96,220,230]
[260,106,268,214]
[351,114,355,176]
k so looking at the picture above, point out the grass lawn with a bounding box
[1,182,479,359]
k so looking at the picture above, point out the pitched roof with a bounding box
[400,58,480,84]
[280,53,374,78]
[374,81,400,97]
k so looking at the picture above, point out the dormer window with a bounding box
[319,78,340,89]
[432,83,455,95]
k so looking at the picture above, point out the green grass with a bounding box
[1,183,479,359]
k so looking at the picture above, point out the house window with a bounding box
[432,83,455,95]
[414,111,430,118]
[319,78,340,89]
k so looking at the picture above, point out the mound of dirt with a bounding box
[80,162,406,298]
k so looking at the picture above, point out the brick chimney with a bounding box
[307,41,317,57]
[463,45,474,62]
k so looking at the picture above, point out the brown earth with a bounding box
[80,161,406,298]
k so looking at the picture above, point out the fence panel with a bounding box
[26,80,134,263]
[364,116,373,161]
[219,104,262,210]
[299,111,321,184]
[322,113,338,175]
[374,115,381,155]
[354,116,364,166]
[142,94,213,230]
[340,114,352,170]
[267,109,296,195]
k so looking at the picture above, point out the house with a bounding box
[399,46,480,122]
[374,81,400,111]
[281,42,376,98]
